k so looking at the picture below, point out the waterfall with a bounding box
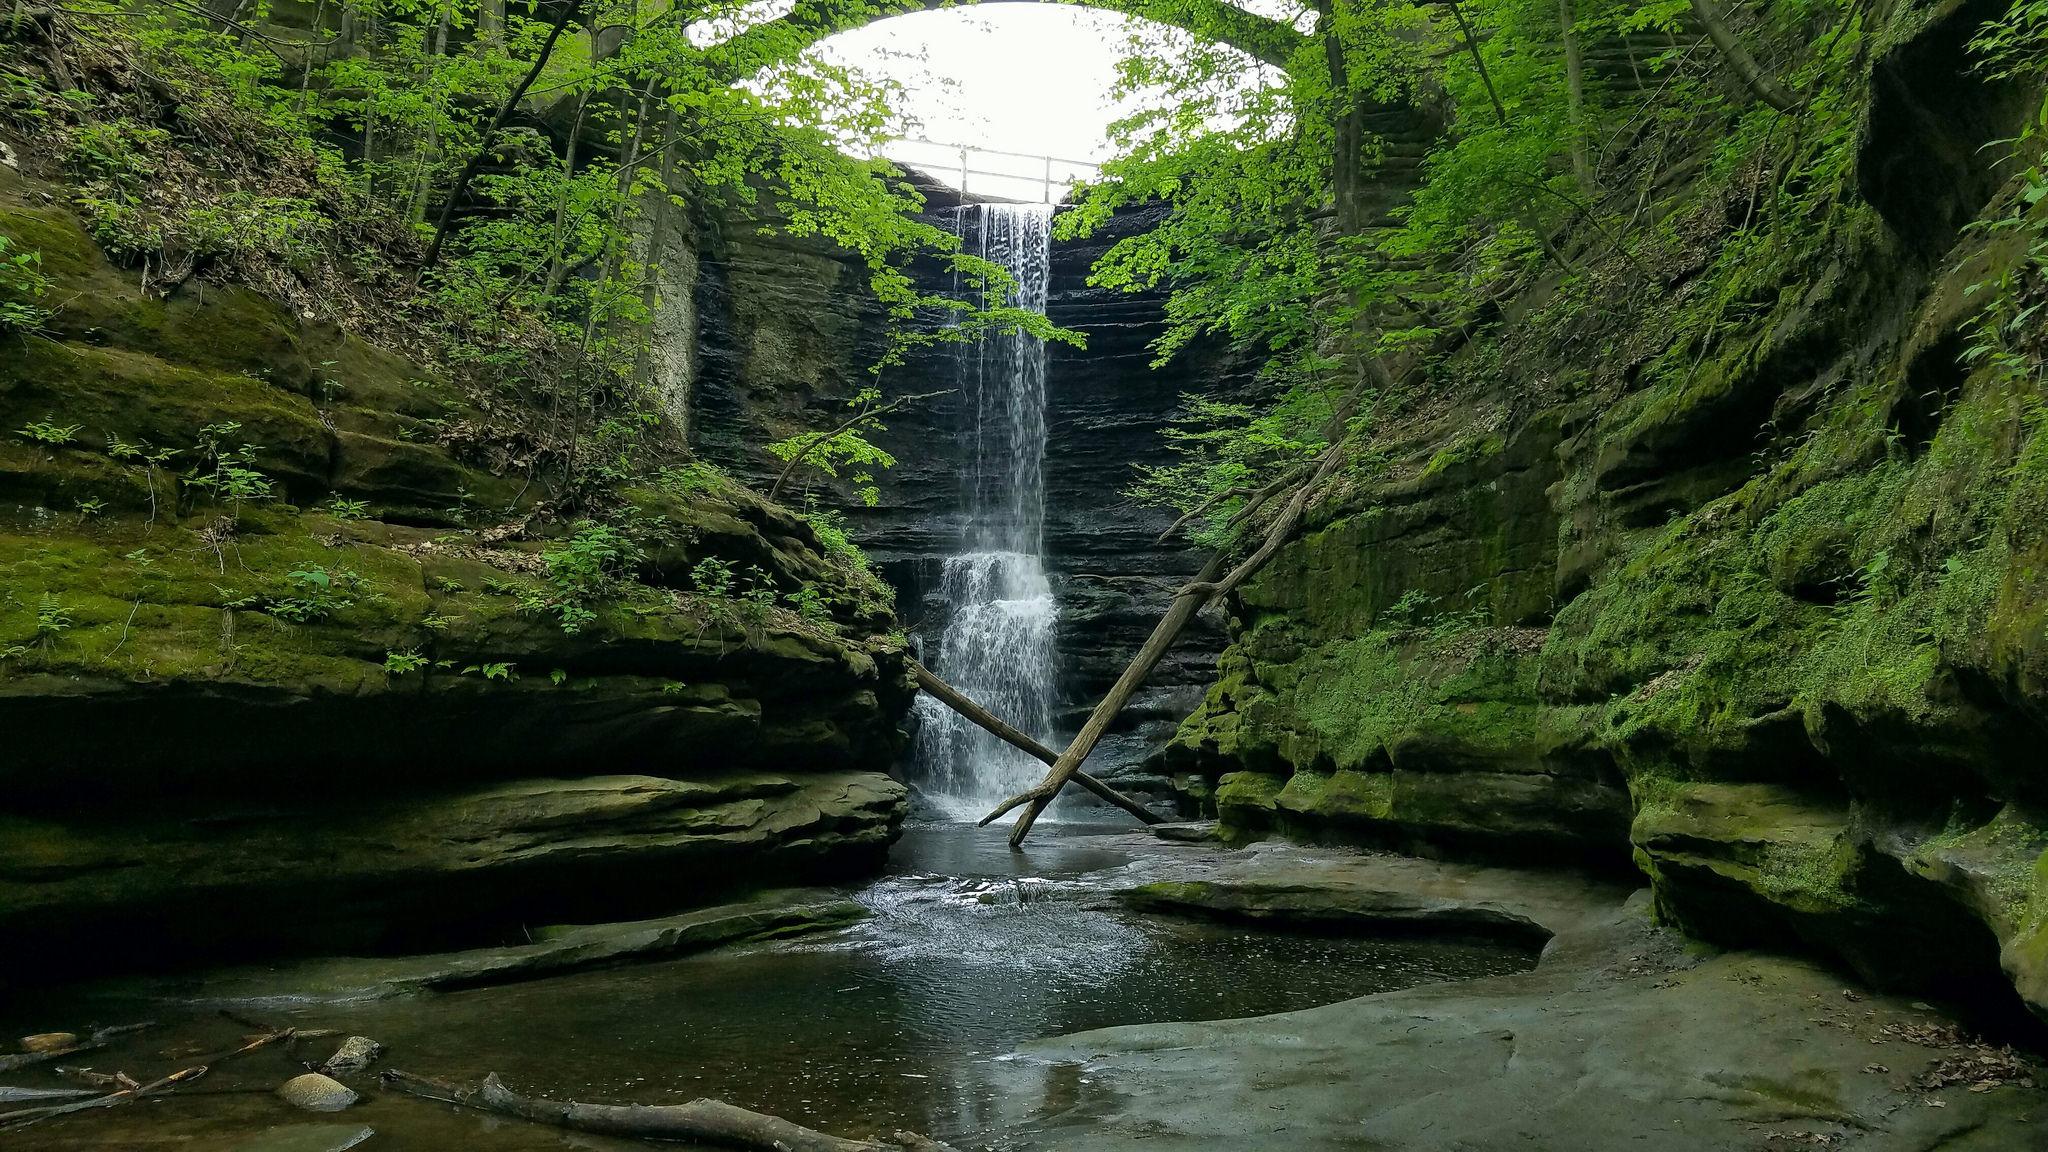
[913,203,1060,818]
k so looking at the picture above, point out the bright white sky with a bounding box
[816,7,1151,200]
[807,4,1297,202]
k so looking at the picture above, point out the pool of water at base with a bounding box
[0,821,1536,1151]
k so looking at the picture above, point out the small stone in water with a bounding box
[319,1036,384,1077]
[18,1033,78,1053]
[277,1073,359,1113]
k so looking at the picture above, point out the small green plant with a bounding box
[384,649,428,675]
[34,594,74,643]
[690,557,736,599]
[0,235,52,331]
[657,462,726,498]
[420,612,460,633]
[535,520,644,634]
[549,667,569,686]
[434,577,466,593]
[15,417,81,446]
[788,583,830,622]
[461,661,517,681]
[227,566,362,624]
[327,496,371,521]
[800,506,876,574]
[187,423,275,513]
[105,434,178,522]
[1384,588,1436,625]
[74,498,106,519]
[1837,551,1897,615]
[743,567,779,622]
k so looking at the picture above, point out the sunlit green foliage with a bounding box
[1,0,1066,530]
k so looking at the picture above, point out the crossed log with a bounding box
[909,428,1354,847]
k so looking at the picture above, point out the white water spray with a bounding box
[914,203,1060,817]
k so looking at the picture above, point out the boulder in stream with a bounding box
[276,1073,359,1113]
[319,1036,384,1077]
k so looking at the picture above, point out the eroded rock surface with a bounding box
[1007,846,2047,1151]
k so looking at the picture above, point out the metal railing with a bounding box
[882,138,1102,202]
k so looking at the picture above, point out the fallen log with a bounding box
[979,551,1227,842]
[908,660,1162,826]
[0,1023,154,1074]
[988,398,1364,846]
[0,1086,95,1104]
[381,1070,958,1152]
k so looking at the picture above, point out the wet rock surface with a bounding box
[0,774,903,976]
[1002,842,2048,1151]
[122,889,870,1004]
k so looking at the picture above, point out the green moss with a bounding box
[1278,769,1395,821]
[1419,430,1505,479]
[1213,770,1286,817]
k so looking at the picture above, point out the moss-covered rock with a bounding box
[0,174,913,975]
[1166,0,2048,1022]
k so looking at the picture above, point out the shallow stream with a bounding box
[2,820,1536,1150]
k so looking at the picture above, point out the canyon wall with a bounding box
[0,167,911,979]
[1163,0,2048,1024]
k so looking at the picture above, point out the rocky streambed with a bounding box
[3,818,2043,1151]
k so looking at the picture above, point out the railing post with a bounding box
[960,147,969,195]
[1043,155,1053,203]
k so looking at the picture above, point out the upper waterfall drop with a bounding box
[913,202,1062,817]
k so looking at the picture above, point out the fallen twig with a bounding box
[0,1023,154,1074]
[0,1065,206,1129]
[381,1069,957,1151]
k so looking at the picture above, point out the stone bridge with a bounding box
[704,0,1311,75]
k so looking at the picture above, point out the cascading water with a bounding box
[913,203,1060,818]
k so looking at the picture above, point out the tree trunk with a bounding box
[407,4,454,225]
[1689,0,1800,112]
[1559,0,1597,197]
[479,0,505,46]
[908,661,1163,826]
[542,91,590,296]
[420,0,583,274]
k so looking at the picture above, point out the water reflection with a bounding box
[284,824,1530,1141]
[1,824,1534,1149]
